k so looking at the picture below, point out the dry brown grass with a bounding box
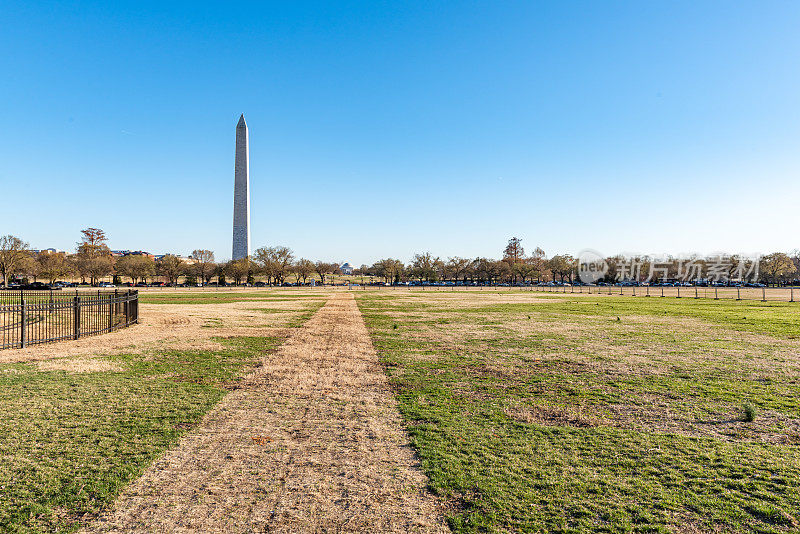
[34,358,124,373]
[86,293,447,533]
[0,299,317,365]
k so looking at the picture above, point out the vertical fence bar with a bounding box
[20,299,26,349]
[762,287,767,302]
[74,296,81,340]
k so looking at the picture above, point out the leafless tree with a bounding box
[191,249,216,285]
[223,258,251,286]
[548,255,576,283]
[294,258,314,284]
[37,251,71,284]
[157,255,185,285]
[254,246,295,286]
[512,260,538,283]
[115,254,156,284]
[445,257,471,283]
[0,235,30,287]
[410,252,443,282]
[314,261,338,286]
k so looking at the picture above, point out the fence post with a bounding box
[737,287,741,301]
[792,286,795,303]
[20,298,26,349]
[109,292,114,332]
[762,287,767,302]
[74,296,81,340]
[714,287,718,300]
[661,286,664,297]
[677,286,681,298]
[695,287,698,299]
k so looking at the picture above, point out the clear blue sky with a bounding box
[1,1,798,264]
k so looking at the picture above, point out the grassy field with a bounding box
[0,291,326,533]
[137,288,329,305]
[5,287,800,532]
[357,291,800,533]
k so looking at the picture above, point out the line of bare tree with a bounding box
[0,230,345,287]
[358,237,800,287]
[1,232,798,288]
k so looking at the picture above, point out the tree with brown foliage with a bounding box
[75,227,114,285]
[760,252,797,285]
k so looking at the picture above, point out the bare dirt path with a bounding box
[86,292,448,533]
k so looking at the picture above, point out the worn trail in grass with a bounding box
[0,292,326,532]
[88,293,447,533]
[357,291,800,533]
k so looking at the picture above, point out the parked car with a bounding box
[21,282,61,290]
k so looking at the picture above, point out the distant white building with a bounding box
[340,262,354,275]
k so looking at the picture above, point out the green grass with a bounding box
[357,292,800,533]
[0,336,280,533]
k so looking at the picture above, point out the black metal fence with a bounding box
[0,289,139,350]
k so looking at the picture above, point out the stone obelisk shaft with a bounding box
[232,114,250,260]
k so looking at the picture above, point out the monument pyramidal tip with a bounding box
[232,114,251,260]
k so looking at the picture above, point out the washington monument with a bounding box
[232,114,250,260]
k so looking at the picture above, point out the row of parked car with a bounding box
[1,281,75,290]
[2,281,118,290]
